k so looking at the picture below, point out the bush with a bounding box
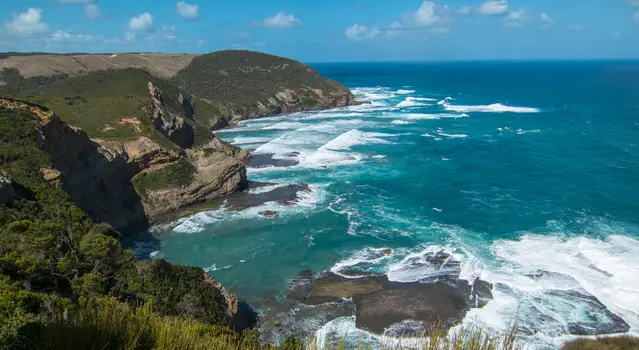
[561,336,639,350]
[132,158,196,196]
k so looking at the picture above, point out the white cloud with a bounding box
[177,2,199,20]
[635,11,639,22]
[386,22,403,37]
[478,0,508,16]
[263,12,302,28]
[568,24,584,31]
[345,24,375,40]
[129,13,153,31]
[613,30,621,39]
[504,7,524,26]
[57,0,91,2]
[414,1,440,26]
[50,30,95,42]
[507,8,524,21]
[540,12,553,28]
[84,4,100,19]
[629,0,639,7]
[125,32,136,41]
[3,8,50,37]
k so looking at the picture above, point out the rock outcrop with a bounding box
[147,82,194,149]
[0,50,363,230]
[261,252,494,342]
[0,98,248,231]
[139,141,248,222]
[0,170,15,205]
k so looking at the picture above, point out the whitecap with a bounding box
[232,136,272,145]
[437,96,454,105]
[395,89,416,95]
[438,132,468,139]
[351,87,395,101]
[444,103,541,113]
[407,113,467,120]
[458,232,639,349]
[171,185,327,232]
[330,247,394,278]
[248,184,287,194]
[516,128,541,134]
[262,121,307,130]
[391,120,415,125]
[395,97,433,109]
[320,129,395,151]
[203,263,232,272]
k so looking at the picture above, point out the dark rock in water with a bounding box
[259,210,279,218]
[259,298,357,345]
[286,270,315,301]
[226,183,309,212]
[334,268,385,279]
[264,252,494,341]
[247,153,298,168]
[383,319,429,338]
[353,280,472,334]
[401,250,461,284]
[0,171,15,205]
[472,278,493,307]
[304,273,385,305]
[509,271,629,337]
[548,290,630,335]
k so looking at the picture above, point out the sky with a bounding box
[0,0,638,62]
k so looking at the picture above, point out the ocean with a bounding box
[141,61,639,348]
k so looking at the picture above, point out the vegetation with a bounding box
[173,50,350,116]
[0,108,240,349]
[0,68,214,145]
[561,335,639,350]
[132,158,196,196]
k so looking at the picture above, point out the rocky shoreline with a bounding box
[256,251,494,344]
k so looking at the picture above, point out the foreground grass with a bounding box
[18,297,261,350]
[561,335,639,350]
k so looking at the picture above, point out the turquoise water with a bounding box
[148,61,639,347]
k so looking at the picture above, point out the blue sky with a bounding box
[0,0,638,62]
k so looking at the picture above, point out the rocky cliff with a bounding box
[0,95,247,232]
[173,51,360,129]
[0,50,360,231]
[1,50,361,132]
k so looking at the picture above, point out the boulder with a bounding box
[353,281,471,334]
[288,252,495,336]
[147,82,195,149]
[260,211,280,218]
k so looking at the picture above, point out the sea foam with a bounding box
[444,102,541,113]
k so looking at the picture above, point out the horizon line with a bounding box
[2,50,639,64]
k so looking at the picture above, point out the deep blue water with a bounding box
[145,61,639,348]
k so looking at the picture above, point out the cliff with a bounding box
[0,50,360,346]
[171,50,360,129]
[0,93,247,232]
[0,50,360,230]
[0,107,252,349]
[1,50,361,131]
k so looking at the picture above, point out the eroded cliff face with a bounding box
[138,141,248,222]
[147,82,195,148]
[225,88,360,127]
[0,97,248,231]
